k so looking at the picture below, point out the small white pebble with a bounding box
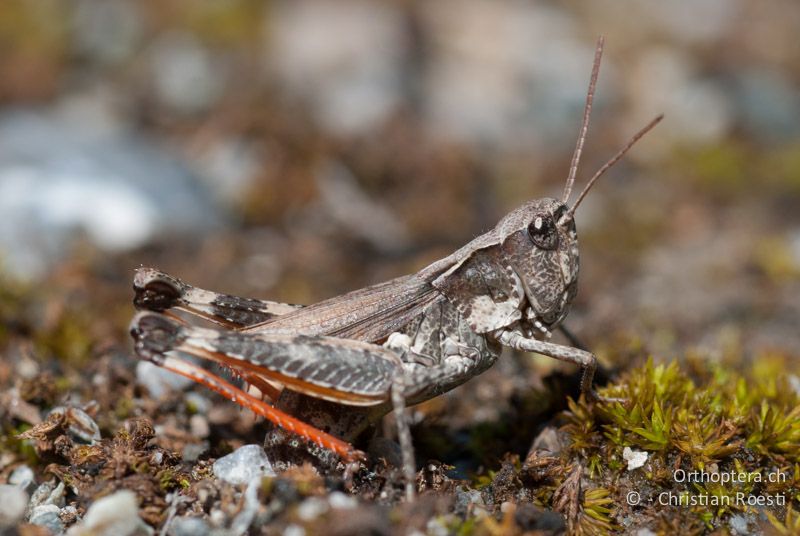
[729,514,751,535]
[189,415,210,438]
[8,465,35,491]
[213,444,275,485]
[0,485,28,527]
[185,392,211,414]
[284,524,306,536]
[136,361,193,398]
[66,490,151,536]
[789,375,800,397]
[328,491,357,510]
[623,447,648,471]
[209,509,226,527]
[297,497,329,521]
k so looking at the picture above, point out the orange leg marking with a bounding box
[159,356,365,463]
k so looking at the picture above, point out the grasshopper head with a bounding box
[496,197,580,335]
[432,197,579,338]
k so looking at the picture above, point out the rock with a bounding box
[297,497,329,521]
[513,503,565,533]
[149,31,223,115]
[30,504,64,534]
[0,108,222,281]
[267,0,404,136]
[189,415,210,439]
[729,514,753,535]
[732,69,800,144]
[9,465,36,492]
[453,488,485,517]
[790,375,800,397]
[72,0,143,65]
[623,447,648,471]
[420,2,590,150]
[328,491,358,510]
[283,525,306,536]
[181,442,208,463]
[28,481,66,512]
[184,392,211,415]
[228,478,262,534]
[168,516,209,536]
[0,485,29,527]
[212,444,276,485]
[67,489,152,536]
[528,426,563,456]
[48,406,101,445]
[136,361,194,398]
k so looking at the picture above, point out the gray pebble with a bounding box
[8,464,35,492]
[168,516,209,536]
[182,442,208,463]
[137,361,194,398]
[66,489,152,536]
[212,444,276,485]
[30,504,64,534]
[0,485,29,527]
[48,406,101,445]
[28,481,66,513]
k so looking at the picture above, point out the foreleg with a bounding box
[497,330,614,402]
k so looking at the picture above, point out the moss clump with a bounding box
[575,487,615,535]
[766,503,800,534]
[561,354,800,531]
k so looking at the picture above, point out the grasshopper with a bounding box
[130,37,661,500]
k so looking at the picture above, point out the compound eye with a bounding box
[527,214,558,250]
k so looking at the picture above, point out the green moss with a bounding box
[561,354,800,529]
[682,143,749,195]
[747,401,800,459]
[0,423,39,465]
[754,236,800,283]
[576,487,615,535]
[34,308,95,366]
[157,468,187,492]
[114,397,136,420]
[766,504,800,534]
[761,142,800,193]
[182,0,265,46]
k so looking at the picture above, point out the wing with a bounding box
[243,273,443,343]
[133,267,302,328]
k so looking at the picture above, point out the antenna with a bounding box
[562,36,605,204]
[567,114,664,217]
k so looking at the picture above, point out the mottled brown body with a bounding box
[130,196,588,462]
[129,38,662,497]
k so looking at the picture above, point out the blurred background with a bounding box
[1,0,799,382]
